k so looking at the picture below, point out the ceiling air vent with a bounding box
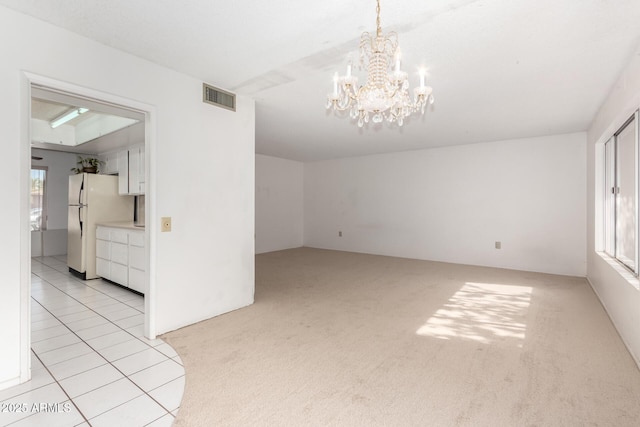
[203,83,236,111]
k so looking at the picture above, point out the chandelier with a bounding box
[326,0,434,127]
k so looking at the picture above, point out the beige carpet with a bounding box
[163,248,640,426]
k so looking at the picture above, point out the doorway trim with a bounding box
[21,72,157,381]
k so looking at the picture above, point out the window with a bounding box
[603,111,638,274]
[30,166,47,231]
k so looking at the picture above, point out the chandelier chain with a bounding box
[376,0,382,37]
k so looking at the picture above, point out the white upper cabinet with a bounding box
[117,149,129,195]
[139,146,145,194]
[113,144,145,195]
[128,144,144,195]
[101,151,119,175]
[96,122,144,180]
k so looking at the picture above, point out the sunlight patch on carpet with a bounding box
[416,282,532,347]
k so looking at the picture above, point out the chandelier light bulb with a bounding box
[326,0,434,127]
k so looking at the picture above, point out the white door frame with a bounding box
[20,72,157,380]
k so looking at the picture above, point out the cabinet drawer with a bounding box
[96,258,110,279]
[111,242,128,265]
[111,262,128,286]
[128,267,145,294]
[96,239,110,260]
[129,246,145,270]
[96,227,110,240]
[129,231,145,247]
[111,229,128,244]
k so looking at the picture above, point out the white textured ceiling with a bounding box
[3,0,640,161]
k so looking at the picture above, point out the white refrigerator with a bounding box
[67,173,133,279]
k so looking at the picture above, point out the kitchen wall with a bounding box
[0,5,254,390]
[304,133,587,277]
[586,40,640,366]
[255,154,303,253]
[30,149,77,257]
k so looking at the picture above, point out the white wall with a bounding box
[586,42,640,366]
[305,133,587,276]
[30,149,77,257]
[31,149,76,229]
[255,154,304,253]
[0,6,254,389]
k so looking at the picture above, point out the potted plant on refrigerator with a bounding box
[71,156,104,174]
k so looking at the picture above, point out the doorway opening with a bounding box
[22,73,156,384]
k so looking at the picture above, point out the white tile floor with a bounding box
[0,256,184,427]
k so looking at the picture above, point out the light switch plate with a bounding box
[161,217,172,232]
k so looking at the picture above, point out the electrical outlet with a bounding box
[339,231,342,237]
[495,241,501,249]
[161,217,172,232]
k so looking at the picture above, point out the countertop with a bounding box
[96,221,145,231]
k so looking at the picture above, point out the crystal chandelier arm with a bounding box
[330,83,367,112]
[360,32,398,63]
[381,32,398,57]
[359,32,374,60]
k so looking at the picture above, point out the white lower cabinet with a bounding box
[111,262,129,285]
[128,234,145,294]
[96,225,145,294]
[111,242,128,265]
[96,257,110,278]
[128,267,145,294]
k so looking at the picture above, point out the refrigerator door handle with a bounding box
[78,207,83,238]
[79,177,84,205]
